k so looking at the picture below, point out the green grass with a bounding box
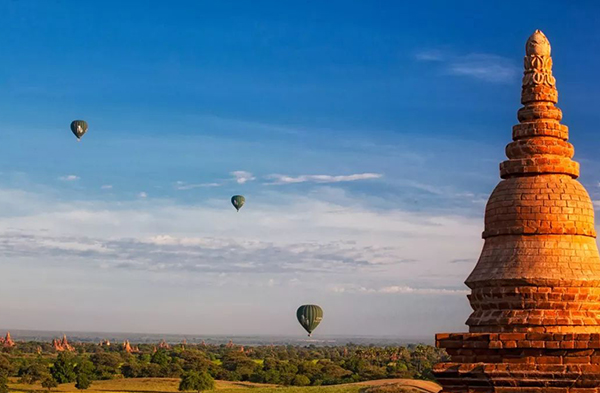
[7,377,441,393]
[8,377,364,393]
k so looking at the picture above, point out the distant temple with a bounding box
[99,339,111,347]
[123,340,139,353]
[52,335,74,352]
[158,339,171,350]
[0,332,15,348]
[435,30,600,392]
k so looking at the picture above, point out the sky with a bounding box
[1,0,600,339]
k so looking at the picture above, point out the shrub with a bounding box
[179,370,215,392]
[292,374,311,386]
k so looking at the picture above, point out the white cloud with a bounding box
[331,284,468,295]
[0,187,480,284]
[415,50,519,83]
[414,50,445,62]
[101,185,113,190]
[58,175,80,181]
[138,192,147,198]
[0,185,481,335]
[448,54,519,83]
[231,171,255,184]
[175,181,221,190]
[266,173,383,185]
[378,286,468,295]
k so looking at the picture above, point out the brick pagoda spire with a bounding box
[434,31,600,392]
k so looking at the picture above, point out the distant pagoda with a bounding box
[434,30,600,392]
[53,334,75,352]
[0,331,15,348]
[122,340,139,353]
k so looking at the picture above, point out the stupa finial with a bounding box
[520,29,557,106]
[499,30,578,179]
[525,30,551,56]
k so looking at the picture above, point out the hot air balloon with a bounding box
[70,120,88,141]
[296,304,323,337]
[231,195,245,212]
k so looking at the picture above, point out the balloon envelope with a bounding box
[296,304,323,336]
[70,120,88,140]
[231,195,245,211]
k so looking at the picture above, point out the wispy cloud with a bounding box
[175,181,221,190]
[448,54,519,83]
[0,186,480,281]
[58,175,80,181]
[265,173,383,185]
[331,284,468,295]
[450,258,475,264]
[379,285,468,295]
[415,50,519,83]
[414,49,445,62]
[0,233,405,275]
[231,171,255,184]
[101,185,113,190]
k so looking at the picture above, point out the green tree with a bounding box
[0,355,10,393]
[41,376,59,390]
[90,353,120,380]
[292,374,311,386]
[75,373,91,390]
[18,359,48,384]
[75,358,94,390]
[0,375,8,393]
[179,371,215,393]
[263,369,281,384]
[0,355,13,378]
[221,352,258,381]
[121,362,142,378]
[151,350,170,367]
[181,352,212,374]
[51,352,76,383]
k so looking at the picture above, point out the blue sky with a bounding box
[1,0,600,339]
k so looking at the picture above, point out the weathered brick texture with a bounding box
[434,30,600,392]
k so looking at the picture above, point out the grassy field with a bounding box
[7,377,441,393]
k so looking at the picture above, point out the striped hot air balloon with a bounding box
[70,120,88,141]
[296,304,323,337]
[231,195,245,212]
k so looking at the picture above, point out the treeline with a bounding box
[0,342,447,390]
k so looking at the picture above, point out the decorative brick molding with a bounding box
[435,333,600,392]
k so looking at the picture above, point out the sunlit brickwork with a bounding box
[434,30,600,393]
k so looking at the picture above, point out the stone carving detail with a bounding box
[520,30,559,105]
[523,55,555,87]
[522,30,555,88]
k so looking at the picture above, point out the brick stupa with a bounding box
[434,31,600,392]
